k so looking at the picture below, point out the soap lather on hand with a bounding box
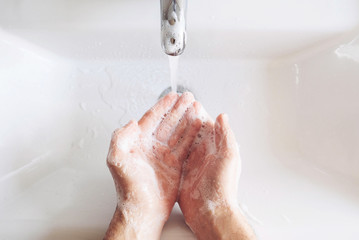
[104,92,256,240]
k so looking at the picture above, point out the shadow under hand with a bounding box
[161,203,196,240]
[40,226,106,240]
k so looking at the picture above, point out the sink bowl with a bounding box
[1,0,359,239]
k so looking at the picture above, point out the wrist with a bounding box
[189,200,231,234]
[104,205,167,240]
[189,201,256,240]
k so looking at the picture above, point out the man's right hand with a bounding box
[178,110,256,240]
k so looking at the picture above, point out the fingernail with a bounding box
[222,113,229,122]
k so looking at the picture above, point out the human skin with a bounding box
[104,92,202,240]
[178,111,256,240]
[104,92,255,240]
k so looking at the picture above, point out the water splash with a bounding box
[281,214,292,224]
[313,166,330,176]
[294,63,300,86]
[335,35,359,63]
[239,203,263,226]
[0,151,52,183]
[79,102,87,111]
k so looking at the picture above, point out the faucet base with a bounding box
[158,85,193,99]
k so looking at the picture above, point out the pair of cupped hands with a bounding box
[104,92,254,240]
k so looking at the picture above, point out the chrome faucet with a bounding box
[160,0,187,56]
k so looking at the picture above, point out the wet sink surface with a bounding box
[1,0,359,239]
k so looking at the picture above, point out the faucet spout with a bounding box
[160,0,187,56]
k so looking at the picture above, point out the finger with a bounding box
[201,119,216,152]
[138,92,179,134]
[214,114,238,154]
[155,92,195,143]
[111,120,139,148]
[168,101,201,148]
[215,114,242,184]
[187,119,215,163]
[107,120,139,166]
[173,118,202,161]
[196,101,213,123]
[182,120,214,177]
[180,139,206,182]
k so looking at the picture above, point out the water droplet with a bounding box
[79,102,87,111]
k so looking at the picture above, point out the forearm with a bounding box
[191,204,256,240]
[104,207,135,240]
[103,206,164,240]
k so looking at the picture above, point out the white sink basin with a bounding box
[1,0,359,239]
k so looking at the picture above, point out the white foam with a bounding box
[207,199,220,214]
[189,188,200,200]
